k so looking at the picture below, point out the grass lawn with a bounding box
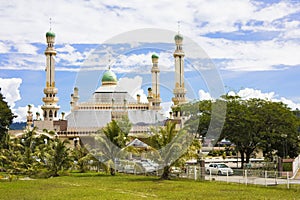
[0,173,300,200]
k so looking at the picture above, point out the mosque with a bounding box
[30,28,188,145]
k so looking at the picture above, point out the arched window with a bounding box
[54,111,57,117]
[49,110,53,118]
[44,111,47,118]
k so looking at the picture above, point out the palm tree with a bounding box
[83,119,129,176]
[46,139,71,177]
[150,121,194,180]
[150,121,177,180]
[71,146,94,172]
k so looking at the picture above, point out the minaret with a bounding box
[150,54,161,110]
[41,28,60,121]
[26,105,33,128]
[172,31,187,106]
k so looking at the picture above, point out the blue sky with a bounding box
[0,0,299,122]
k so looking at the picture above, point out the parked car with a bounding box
[206,163,234,175]
[170,166,181,174]
[135,160,156,173]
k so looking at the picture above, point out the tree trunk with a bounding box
[110,167,115,176]
[245,151,251,165]
[160,166,170,180]
[240,151,245,169]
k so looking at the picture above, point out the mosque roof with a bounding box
[101,69,118,84]
[92,84,136,104]
[66,110,166,129]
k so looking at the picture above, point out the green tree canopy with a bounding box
[0,89,16,147]
[183,96,300,168]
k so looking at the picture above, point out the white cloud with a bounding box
[118,76,148,102]
[0,53,45,71]
[114,52,173,73]
[14,43,38,54]
[200,37,300,71]
[56,44,91,65]
[235,88,276,100]
[0,78,22,108]
[160,101,173,118]
[253,2,299,23]
[229,88,300,110]
[0,0,297,43]
[13,104,43,122]
[198,90,213,100]
[199,88,300,110]
[0,0,299,72]
[0,41,10,53]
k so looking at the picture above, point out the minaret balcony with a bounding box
[44,87,58,94]
[44,49,57,55]
[151,68,160,73]
[173,51,185,56]
[42,97,59,103]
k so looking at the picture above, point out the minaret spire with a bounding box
[49,17,52,31]
[41,25,60,121]
[149,54,161,110]
[172,26,187,117]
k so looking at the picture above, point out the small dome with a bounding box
[151,54,159,59]
[46,31,55,37]
[174,34,183,41]
[101,69,117,85]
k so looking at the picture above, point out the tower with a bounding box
[172,32,187,107]
[41,29,60,121]
[151,54,161,109]
[148,54,161,110]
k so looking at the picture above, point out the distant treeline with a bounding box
[9,122,26,130]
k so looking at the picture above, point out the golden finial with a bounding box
[177,21,181,34]
[108,54,111,70]
[49,17,52,31]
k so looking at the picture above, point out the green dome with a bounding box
[174,34,183,41]
[101,70,117,84]
[151,54,159,59]
[46,31,55,37]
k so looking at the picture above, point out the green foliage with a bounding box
[0,90,16,147]
[183,96,300,169]
[221,96,300,165]
[90,117,131,175]
[0,127,73,178]
[71,146,94,173]
[149,121,195,180]
[46,139,72,177]
[282,162,293,171]
[101,118,131,148]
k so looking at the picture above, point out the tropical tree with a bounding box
[87,118,130,176]
[149,121,193,180]
[71,146,94,172]
[187,96,300,168]
[0,90,15,147]
[222,96,300,166]
[0,136,25,176]
[46,138,72,176]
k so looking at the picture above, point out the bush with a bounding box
[282,162,292,171]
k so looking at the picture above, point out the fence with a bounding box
[116,163,299,189]
[175,166,299,189]
[292,155,300,179]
